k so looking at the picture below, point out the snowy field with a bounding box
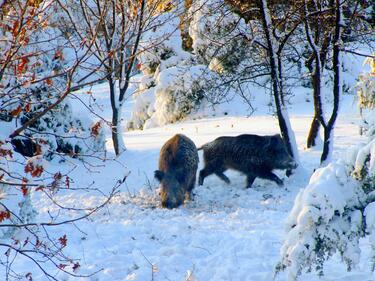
[3,85,375,281]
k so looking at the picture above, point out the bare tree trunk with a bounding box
[321,0,341,164]
[110,0,145,156]
[307,118,320,147]
[306,60,323,148]
[303,0,335,150]
[305,54,320,149]
[109,77,122,156]
[303,0,338,153]
[303,0,341,164]
[303,0,322,149]
[258,0,298,161]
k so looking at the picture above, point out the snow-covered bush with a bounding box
[356,56,375,136]
[278,162,365,280]
[127,11,221,129]
[278,137,375,280]
[128,64,215,130]
[142,65,209,128]
[278,56,375,280]
[189,0,251,73]
[136,10,193,75]
[352,138,375,194]
[21,98,106,158]
[1,21,105,158]
[357,57,375,109]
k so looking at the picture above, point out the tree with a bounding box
[224,0,300,162]
[303,0,333,149]
[1,0,105,144]
[319,0,341,164]
[0,1,120,279]
[59,0,156,156]
[356,55,375,135]
[303,0,374,164]
[257,0,300,162]
[277,56,375,281]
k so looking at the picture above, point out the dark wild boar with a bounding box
[198,134,297,188]
[155,134,199,209]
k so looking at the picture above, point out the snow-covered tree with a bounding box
[127,9,223,130]
[59,0,150,155]
[356,56,375,136]
[189,0,251,74]
[0,0,105,157]
[277,161,365,280]
[0,1,116,279]
[221,0,301,162]
[278,59,375,280]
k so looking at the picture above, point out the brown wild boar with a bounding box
[155,134,199,209]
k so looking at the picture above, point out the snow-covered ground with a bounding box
[3,84,374,281]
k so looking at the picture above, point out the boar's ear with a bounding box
[154,170,164,182]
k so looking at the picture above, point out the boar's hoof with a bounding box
[286,169,293,177]
[276,179,284,186]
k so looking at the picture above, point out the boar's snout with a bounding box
[161,199,179,209]
[280,157,297,170]
[160,189,183,209]
[159,178,185,209]
[290,160,298,169]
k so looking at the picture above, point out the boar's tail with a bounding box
[197,142,211,151]
[197,143,208,151]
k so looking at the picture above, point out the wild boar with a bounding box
[198,134,297,188]
[155,134,199,208]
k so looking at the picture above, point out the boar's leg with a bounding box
[214,166,230,184]
[246,174,256,188]
[198,166,214,185]
[186,175,197,201]
[258,171,283,186]
[215,172,230,184]
[188,174,196,192]
[198,169,208,185]
[286,169,293,177]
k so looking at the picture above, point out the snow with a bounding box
[1,26,373,278]
[2,79,373,281]
[3,0,375,278]
[365,202,375,231]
